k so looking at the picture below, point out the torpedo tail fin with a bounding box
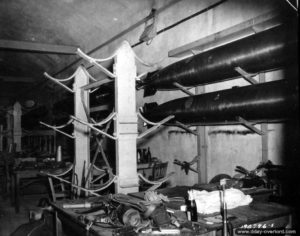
[143,86,157,97]
[141,102,158,128]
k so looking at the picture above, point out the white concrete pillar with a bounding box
[114,41,139,194]
[73,66,90,190]
[13,102,22,152]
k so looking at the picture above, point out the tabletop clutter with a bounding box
[58,186,254,235]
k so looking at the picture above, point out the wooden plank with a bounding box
[259,73,269,162]
[169,10,282,58]
[81,79,112,90]
[196,86,207,184]
[0,39,78,55]
[90,105,110,113]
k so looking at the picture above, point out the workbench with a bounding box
[11,169,44,213]
[50,186,293,236]
[11,160,66,212]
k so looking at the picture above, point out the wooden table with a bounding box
[11,160,68,212]
[11,169,45,213]
[50,186,292,236]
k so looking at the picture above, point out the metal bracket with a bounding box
[39,120,75,139]
[81,78,112,91]
[234,66,258,84]
[237,116,264,135]
[44,72,75,93]
[77,48,116,79]
[71,115,117,140]
[174,120,198,136]
[173,82,195,96]
[137,111,174,139]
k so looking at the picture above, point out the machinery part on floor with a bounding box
[137,25,298,96]
[142,79,299,125]
[234,165,266,188]
[117,204,142,227]
[209,174,232,184]
[147,204,171,227]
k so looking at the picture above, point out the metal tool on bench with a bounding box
[235,165,266,188]
[220,179,228,236]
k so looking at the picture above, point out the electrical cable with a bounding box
[131,0,228,48]
[16,0,183,99]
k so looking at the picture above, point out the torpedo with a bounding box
[137,25,298,97]
[142,79,298,126]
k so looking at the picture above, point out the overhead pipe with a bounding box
[137,25,298,96]
[143,79,299,125]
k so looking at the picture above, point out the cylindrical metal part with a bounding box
[56,145,62,162]
[138,25,297,93]
[143,80,298,125]
[62,202,92,209]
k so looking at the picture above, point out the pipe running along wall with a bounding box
[143,79,299,125]
[137,25,298,96]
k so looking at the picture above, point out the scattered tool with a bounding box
[174,156,199,175]
[220,179,228,236]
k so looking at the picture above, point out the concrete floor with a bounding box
[0,194,47,236]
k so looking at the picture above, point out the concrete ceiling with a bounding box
[0,0,156,107]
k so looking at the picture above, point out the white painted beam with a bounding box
[114,41,139,194]
[169,10,282,58]
[13,102,22,152]
[0,39,78,55]
[73,66,90,193]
